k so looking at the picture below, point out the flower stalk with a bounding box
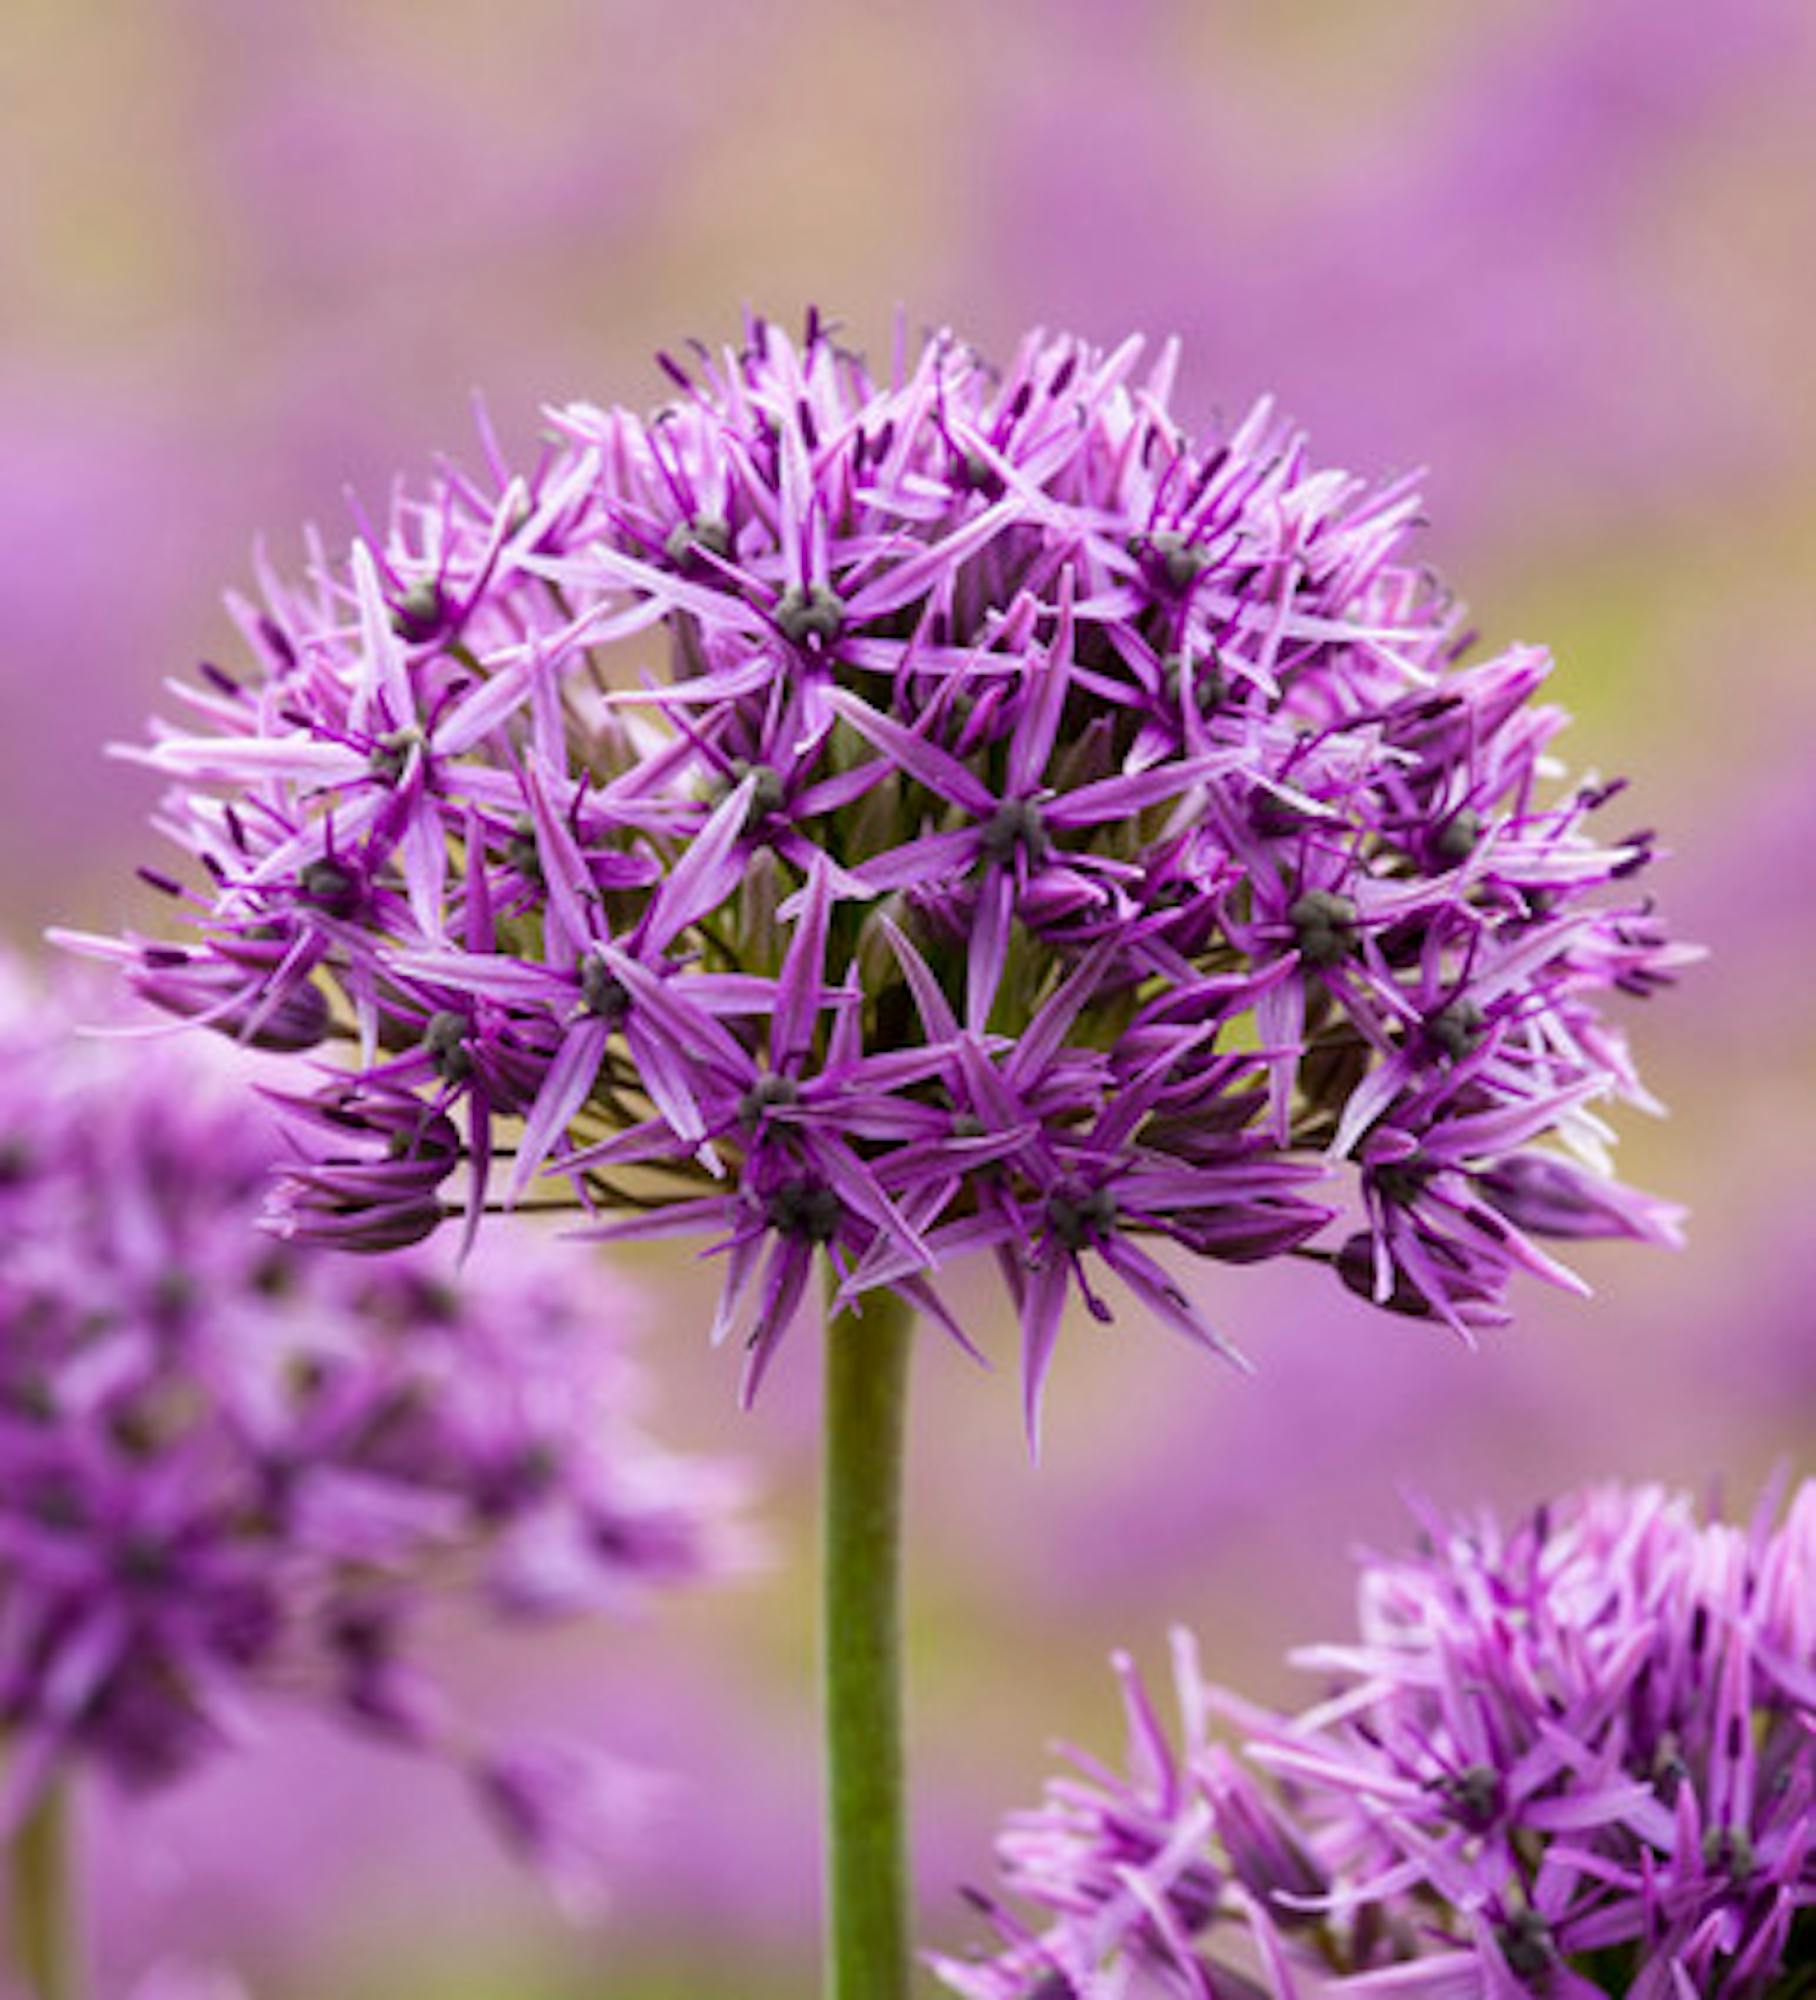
[8,1782,78,2000]
[822,1285,915,2000]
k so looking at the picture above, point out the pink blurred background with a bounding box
[4,3,1814,1993]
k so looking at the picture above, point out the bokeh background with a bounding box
[4,2,1815,1993]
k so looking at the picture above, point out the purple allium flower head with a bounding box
[94,315,1691,1431]
[0,961,747,1906]
[932,1479,1815,1998]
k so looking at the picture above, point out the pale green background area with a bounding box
[3,3,1815,1994]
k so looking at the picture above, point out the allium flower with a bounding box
[0,961,745,1904]
[931,1479,1815,1997]
[87,314,1690,1428]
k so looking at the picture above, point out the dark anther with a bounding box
[29,1474,85,1529]
[1130,529,1208,593]
[505,813,543,884]
[979,798,1050,867]
[766,1179,842,1243]
[299,857,359,918]
[476,1441,562,1522]
[152,1270,197,1320]
[405,1276,460,1324]
[328,1602,391,1666]
[774,583,846,645]
[1425,1000,1484,1062]
[1251,790,1315,839]
[579,955,632,1024]
[663,514,732,570]
[370,726,424,783]
[514,1440,561,1495]
[1433,807,1482,864]
[0,1139,33,1188]
[1162,650,1226,713]
[108,1399,166,1459]
[1046,1186,1118,1250]
[1288,889,1358,968]
[1499,1911,1554,1979]
[1373,1161,1431,1208]
[424,1011,475,1084]
[7,1375,56,1423]
[738,1074,799,1128]
[390,577,445,643]
[384,1117,459,1166]
[290,1352,332,1400]
[1703,1825,1756,1882]
[956,450,1002,497]
[1611,838,1654,883]
[257,614,297,668]
[1440,1763,1504,1834]
[733,762,789,819]
[1651,1733,1688,1804]
[250,1253,294,1299]
[117,1533,172,1587]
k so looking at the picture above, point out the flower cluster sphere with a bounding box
[933,1479,1814,1997]
[102,314,1690,1423]
[0,963,742,1899]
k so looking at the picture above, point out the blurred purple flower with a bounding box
[98,316,1688,1435]
[932,1478,1815,1997]
[0,959,748,1907]
[474,1737,669,1924]
[979,0,1815,545]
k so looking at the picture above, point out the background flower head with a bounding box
[0,959,748,1906]
[933,1476,1815,1997]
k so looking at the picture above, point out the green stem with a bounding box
[9,1782,78,2000]
[822,1283,915,2000]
